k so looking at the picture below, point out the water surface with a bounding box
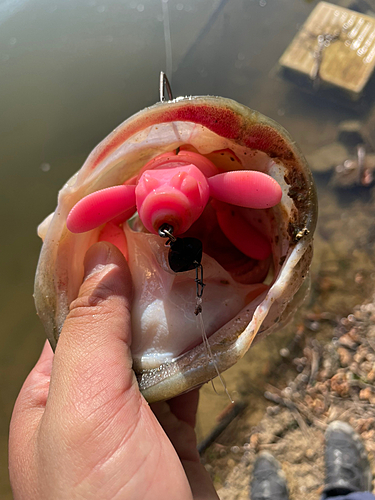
[1,0,375,497]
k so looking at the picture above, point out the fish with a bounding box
[34,94,317,403]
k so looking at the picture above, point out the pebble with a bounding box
[338,332,358,349]
[349,361,359,374]
[348,328,362,343]
[266,405,280,416]
[305,142,349,174]
[361,429,375,441]
[359,387,375,404]
[337,346,353,367]
[280,348,290,358]
[367,369,375,383]
[330,372,350,397]
[354,346,368,364]
[356,418,375,433]
[354,309,364,320]
[305,448,315,460]
[337,120,364,148]
[311,398,325,415]
[360,360,373,374]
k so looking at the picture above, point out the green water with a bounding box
[1,0,375,497]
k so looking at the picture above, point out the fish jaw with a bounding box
[34,96,317,403]
[137,239,314,403]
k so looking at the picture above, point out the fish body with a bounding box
[35,95,317,402]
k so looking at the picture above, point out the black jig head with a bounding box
[168,237,202,273]
[158,223,206,302]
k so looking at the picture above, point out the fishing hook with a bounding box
[159,71,173,102]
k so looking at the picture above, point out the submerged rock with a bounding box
[338,120,365,149]
[306,142,349,174]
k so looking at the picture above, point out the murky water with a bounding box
[1,0,375,497]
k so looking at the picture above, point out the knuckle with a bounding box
[69,281,117,317]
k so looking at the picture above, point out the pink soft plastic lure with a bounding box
[67,150,282,260]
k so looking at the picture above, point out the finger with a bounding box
[152,390,219,500]
[9,341,53,492]
[167,388,200,428]
[10,340,53,424]
[151,389,200,462]
[45,241,138,419]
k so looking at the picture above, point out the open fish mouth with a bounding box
[34,95,317,403]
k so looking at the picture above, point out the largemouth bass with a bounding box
[35,91,317,403]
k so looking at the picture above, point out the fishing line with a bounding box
[159,223,234,403]
[195,298,234,404]
[161,0,173,83]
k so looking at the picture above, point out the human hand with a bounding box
[9,242,218,500]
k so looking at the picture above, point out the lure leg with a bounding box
[208,170,282,209]
[212,200,271,261]
[67,185,136,233]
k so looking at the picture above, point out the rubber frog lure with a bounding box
[66,147,282,288]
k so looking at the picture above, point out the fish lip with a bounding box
[34,95,317,403]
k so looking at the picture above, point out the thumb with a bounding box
[46,241,138,416]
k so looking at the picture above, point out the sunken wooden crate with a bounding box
[279,1,375,97]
